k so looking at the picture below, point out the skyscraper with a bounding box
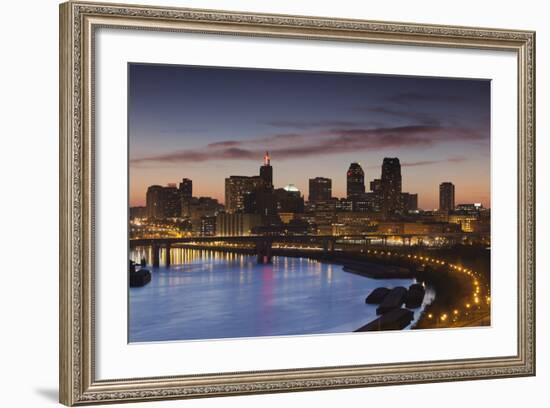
[146,185,164,219]
[401,192,418,212]
[308,177,332,202]
[275,185,305,213]
[179,178,192,200]
[259,151,273,190]
[439,182,455,212]
[381,158,402,216]
[370,178,382,194]
[145,184,181,219]
[163,184,181,217]
[346,162,365,200]
[367,178,383,212]
[225,176,264,213]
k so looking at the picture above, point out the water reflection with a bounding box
[129,247,433,342]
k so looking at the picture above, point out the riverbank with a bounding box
[342,261,412,279]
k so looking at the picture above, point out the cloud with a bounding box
[401,157,466,167]
[388,91,468,105]
[266,120,361,129]
[131,125,486,166]
[363,106,441,126]
[206,140,241,148]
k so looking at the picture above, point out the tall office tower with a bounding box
[179,178,193,200]
[275,185,305,213]
[243,188,278,218]
[346,162,365,200]
[381,158,402,216]
[401,192,419,212]
[259,151,273,190]
[224,175,264,213]
[308,177,332,202]
[145,184,181,219]
[146,185,165,219]
[163,183,181,217]
[439,182,456,212]
[370,178,382,194]
[368,178,383,212]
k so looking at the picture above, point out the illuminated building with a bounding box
[216,213,262,236]
[336,198,353,212]
[311,199,337,234]
[381,158,402,216]
[377,221,461,234]
[129,206,147,220]
[163,184,181,218]
[146,185,164,219]
[401,192,418,212]
[224,175,263,213]
[352,192,378,212]
[439,182,455,212]
[182,196,222,218]
[178,178,192,200]
[274,185,305,213]
[368,179,383,212]
[278,212,295,224]
[333,212,377,235]
[146,184,181,219]
[259,151,273,190]
[182,196,223,233]
[456,203,483,213]
[285,218,311,235]
[225,153,275,213]
[448,214,478,232]
[308,177,332,202]
[199,216,216,236]
[243,189,278,219]
[308,199,337,213]
[370,178,382,193]
[283,184,300,195]
[346,162,365,200]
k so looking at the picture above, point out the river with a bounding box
[129,248,434,342]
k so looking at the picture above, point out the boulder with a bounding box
[405,283,426,308]
[365,287,390,304]
[376,286,407,315]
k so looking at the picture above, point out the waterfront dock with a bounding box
[343,260,412,279]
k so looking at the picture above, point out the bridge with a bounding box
[130,232,489,266]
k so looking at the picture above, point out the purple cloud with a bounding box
[388,92,468,105]
[130,125,485,165]
[363,106,441,126]
[266,120,361,129]
[401,157,466,167]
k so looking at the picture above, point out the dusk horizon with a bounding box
[129,63,490,209]
[129,62,492,340]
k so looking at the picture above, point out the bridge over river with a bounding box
[130,232,488,266]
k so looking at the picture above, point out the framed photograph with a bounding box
[59,1,536,405]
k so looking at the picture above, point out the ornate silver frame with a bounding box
[59,1,536,405]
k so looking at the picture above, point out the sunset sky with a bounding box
[129,63,490,209]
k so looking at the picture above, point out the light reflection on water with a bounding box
[129,248,433,342]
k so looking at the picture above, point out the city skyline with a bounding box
[129,63,490,209]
